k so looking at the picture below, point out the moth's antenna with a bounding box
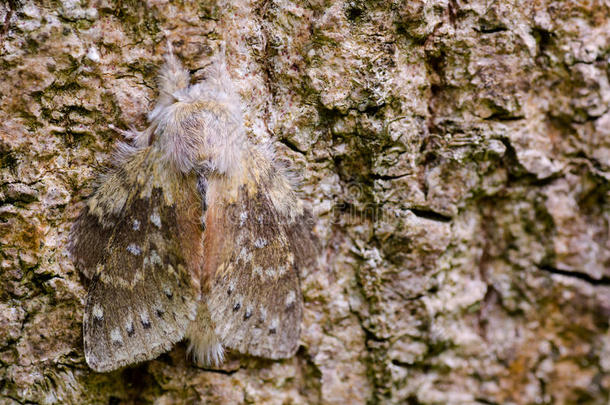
[197,40,235,98]
[165,34,175,56]
[156,30,191,103]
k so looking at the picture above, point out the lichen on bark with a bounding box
[1,0,609,404]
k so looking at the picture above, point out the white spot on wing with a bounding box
[140,310,150,325]
[285,291,296,307]
[144,249,162,267]
[237,247,252,264]
[150,210,162,229]
[151,250,162,265]
[132,219,140,231]
[125,314,134,334]
[110,328,123,344]
[253,265,263,277]
[259,306,267,322]
[254,238,268,248]
[239,211,248,227]
[269,317,279,332]
[244,305,253,319]
[127,243,141,256]
[92,304,104,320]
[110,328,123,345]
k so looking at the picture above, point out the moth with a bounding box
[68,44,318,372]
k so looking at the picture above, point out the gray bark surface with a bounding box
[1,0,609,404]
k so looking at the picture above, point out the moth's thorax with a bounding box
[148,97,247,177]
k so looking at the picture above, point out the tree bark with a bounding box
[1,0,609,404]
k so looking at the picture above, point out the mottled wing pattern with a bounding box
[203,156,317,359]
[69,148,204,372]
[68,208,117,280]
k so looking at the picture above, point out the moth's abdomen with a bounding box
[152,85,246,175]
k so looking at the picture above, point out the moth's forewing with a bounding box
[199,153,317,359]
[70,148,205,372]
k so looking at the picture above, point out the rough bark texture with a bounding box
[1,0,609,404]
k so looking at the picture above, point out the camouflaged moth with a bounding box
[68,43,318,372]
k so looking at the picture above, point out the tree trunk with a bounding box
[1,0,609,404]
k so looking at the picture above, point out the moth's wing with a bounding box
[203,156,317,359]
[69,148,204,372]
[204,189,302,359]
